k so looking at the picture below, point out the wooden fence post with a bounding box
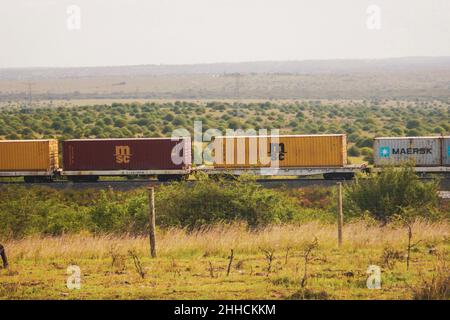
[148,186,157,258]
[337,182,343,248]
[0,244,8,268]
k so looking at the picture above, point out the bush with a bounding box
[156,174,300,229]
[88,189,148,234]
[356,137,373,148]
[344,165,440,223]
[348,145,361,157]
[0,177,302,238]
[0,187,89,238]
[360,147,372,156]
[406,119,421,129]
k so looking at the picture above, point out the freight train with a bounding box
[0,135,449,182]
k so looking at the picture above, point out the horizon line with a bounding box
[1,55,449,70]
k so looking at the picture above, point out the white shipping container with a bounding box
[374,137,442,167]
[442,136,450,166]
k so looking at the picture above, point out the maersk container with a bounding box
[374,137,442,167]
[442,136,450,166]
[213,134,347,168]
[0,139,59,172]
[62,138,191,173]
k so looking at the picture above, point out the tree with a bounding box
[345,165,440,223]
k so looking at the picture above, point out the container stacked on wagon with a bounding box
[0,139,59,182]
[61,137,192,181]
[0,135,448,182]
[373,136,450,167]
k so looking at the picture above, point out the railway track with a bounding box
[1,177,449,191]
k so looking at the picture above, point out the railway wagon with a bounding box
[212,134,347,168]
[0,139,59,182]
[62,138,192,181]
[374,136,443,167]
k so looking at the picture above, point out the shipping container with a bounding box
[442,136,450,166]
[374,136,442,167]
[213,134,347,168]
[0,139,59,172]
[62,138,191,174]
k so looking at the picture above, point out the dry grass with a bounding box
[1,220,449,300]
[4,220,447,260]
[411,254,449,300]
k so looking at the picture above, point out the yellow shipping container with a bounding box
[0,140,59,171]
[213,134,347,168]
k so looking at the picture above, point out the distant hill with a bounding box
[1,57,450,79]
[0,57,449,100]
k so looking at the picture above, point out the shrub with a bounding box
[156,174,300,229]
[348,145,361,157]
[0,178,302,237]
[344,165,440,223]
[0,186,88,238]
[360,147,372,156]
[88,189,148,234]
[356,137,373,148]
[406,119,421,129]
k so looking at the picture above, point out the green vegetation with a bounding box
[0,178,331,238]
[0,167,447,239]
[0,101,448,163]
[345,166,442,223]
[157,174,299,229]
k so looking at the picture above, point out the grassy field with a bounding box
[1,220,448,300]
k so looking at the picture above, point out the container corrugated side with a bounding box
[442,136,450,166]
[0,139,59,171]
[62,137,191,171]
[374,137,442,167]
[213,134,347,168]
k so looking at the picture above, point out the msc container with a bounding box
[374,136,442,167]
[213,134,347,168]
[442,136,450,166]
[0,139,59,172]
[62,138,191,173]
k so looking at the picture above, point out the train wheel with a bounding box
[157,174,185,182]
[24,176,53,183]
[323,173,354,180]
[67,175,99,183]
[24,176,36,183]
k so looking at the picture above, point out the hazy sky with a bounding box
[1,0,449,68]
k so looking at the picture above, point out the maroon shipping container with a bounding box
[62,138,191,175]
